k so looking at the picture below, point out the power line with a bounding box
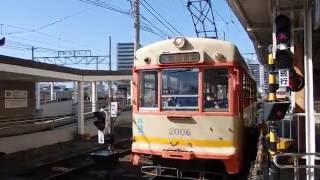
[140,15,170,38]
[211,4,242,34]
[141,26,166,39]
[79,0,132,16]
[140,1,178,37]
[6,39,58,53]
[81,0,168,39]
[36,8,91,31]
[6,35,72,49]
[141,0,184,36]
[3,8,91,35]
[1,23,103,52]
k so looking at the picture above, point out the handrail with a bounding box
[0,114,74,124]
[274,153,320,169]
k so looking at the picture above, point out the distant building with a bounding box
[117,43,134,70]
[248,62,268,96]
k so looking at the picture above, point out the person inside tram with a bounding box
[168,97,177,106]
[204,94,219,108]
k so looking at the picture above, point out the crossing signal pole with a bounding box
[265,13,305,180]
[274,15,304,92]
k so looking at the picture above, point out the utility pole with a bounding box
[108,36,113,116]
[109,36,112,71]
[31,46,35,60]
[134,0,140,52]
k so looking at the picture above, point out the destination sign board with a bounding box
[159,52,200,64]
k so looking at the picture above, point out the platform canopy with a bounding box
[0,55,132,82]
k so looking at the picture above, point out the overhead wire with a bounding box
[6,35,72,49]
[140,1,178,37]
[140,26,166,39]
[140,15,170,38]
[79,0,132,16]
[3,0,180,53]
[140,0,184,36]
[5,39,58,53]
[125,0,169,39]
[81,0,169,39]
[4,8,91,35]
[36,8,91,31]
[1,23,93,49]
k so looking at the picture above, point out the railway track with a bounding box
[15,139,131,180]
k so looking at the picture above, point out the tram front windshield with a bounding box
[162,68,198,111]
[139,68,229,111]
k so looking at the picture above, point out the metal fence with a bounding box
[274,112,320,179]
[315,101,320,113]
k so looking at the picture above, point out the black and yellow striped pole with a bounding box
[268,51,280,180]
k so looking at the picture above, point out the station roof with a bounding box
[0,55,132,82]
[227,0,304,65]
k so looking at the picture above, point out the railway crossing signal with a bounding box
[275,14,304,92]
[263,101,290,121]
[93,111,106,131]
[265,14,300,180]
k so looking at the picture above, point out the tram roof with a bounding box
[135,37,252,74]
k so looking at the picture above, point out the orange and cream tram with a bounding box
[131,37,258,175]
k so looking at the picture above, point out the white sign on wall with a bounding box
[4,90,28,108]
[5,99,28,108]
[97,130,105,144]
[110,102,118,117]
[5,90,28,99]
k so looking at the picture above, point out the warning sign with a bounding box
[98,130,104,144]
[110,102,118,118]
[279,69,289,87]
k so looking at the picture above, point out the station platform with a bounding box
[0,110,132,179]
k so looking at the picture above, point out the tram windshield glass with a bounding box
[162,68,198,111]
[203,68,229,111]
[140,71,158,108]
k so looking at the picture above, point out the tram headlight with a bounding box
[173,37,186,48]
[214,52,226,61]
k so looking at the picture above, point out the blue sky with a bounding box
[0,0,256,70]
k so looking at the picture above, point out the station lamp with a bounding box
[275,14,304,92]
[93,111,106,131]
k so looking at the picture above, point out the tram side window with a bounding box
[203,68,229,111]
[243,74,249,107]
[243,74,254,108]
[140,71,158,108]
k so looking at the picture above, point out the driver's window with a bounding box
[139,71,158,108]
